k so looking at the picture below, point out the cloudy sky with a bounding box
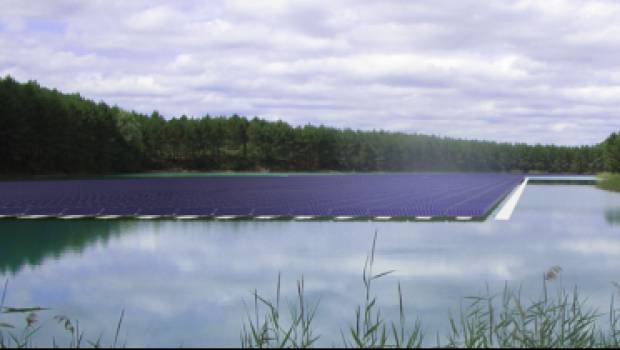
[2,0,620,145]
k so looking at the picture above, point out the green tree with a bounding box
[604,132,620,172]
[0,75,610,175]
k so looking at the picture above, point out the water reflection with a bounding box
[0,185,619,347]
[0,220,134,274]
[605,209,620,226]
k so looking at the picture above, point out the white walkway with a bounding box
[495,175,596,221]
[495,177,529,221]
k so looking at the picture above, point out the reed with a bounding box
[0,281,125,349]
[240,273,320,348]
[340,231,423,348]
[240,232,620,348]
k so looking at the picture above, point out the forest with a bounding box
[0,76,618,175]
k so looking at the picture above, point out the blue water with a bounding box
[0,184,619,347]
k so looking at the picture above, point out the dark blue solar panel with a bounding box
[0,208,26,216]
[63,208,102,215]
[289,207,330,216]
[137,208,177,215]
[100,208,139,216]
[174,208,215,216]
[25,208,64,215]
[252,207,284,216]
[330,207,370,216]
[216,207,253,216]
[368,207,414,217]
[0,173,524,219]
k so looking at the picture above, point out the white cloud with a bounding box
[1,0,620,144]
[551,122,578,132]
[124,5,181,31]
[559,239,620,255]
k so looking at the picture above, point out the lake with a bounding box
[1,183,620,347]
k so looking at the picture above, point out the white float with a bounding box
[59,215,86,219]
[215,215,238,220]
[96,215,121,219]
[19,215,50,219]
[136,215,161,219]
[256,215,277,220]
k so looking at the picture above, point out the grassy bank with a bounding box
[597,173,620,192]
[3,233,620,348]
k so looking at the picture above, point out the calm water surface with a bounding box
[1,184,620,347]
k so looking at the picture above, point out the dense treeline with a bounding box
[0,76,614,175]
[604,132,620,172]
[0,77,143,173]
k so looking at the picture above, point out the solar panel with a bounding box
[252,207,285,216]
[289,207,330,216]
[63,208,102,215]
[174,208,215,216]
[368,207,413,217]
[99,207,139,216]
[216,207,253,216]
[25,208,64,215]
[0,208,26,216]
[0,174,524,219]
[137,208,177,216]
[330,207,370,216]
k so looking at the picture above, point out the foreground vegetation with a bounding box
[3,233,620,348]
[2,76,619,175]
[241,234,620,348]
[598,173,620,192]
[0,279,126,348]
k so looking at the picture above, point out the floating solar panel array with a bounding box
[0,173,524,220]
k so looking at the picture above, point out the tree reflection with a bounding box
[604,209,620,226]
[0,220,133,275]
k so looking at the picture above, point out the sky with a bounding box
[1,0,620,145]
